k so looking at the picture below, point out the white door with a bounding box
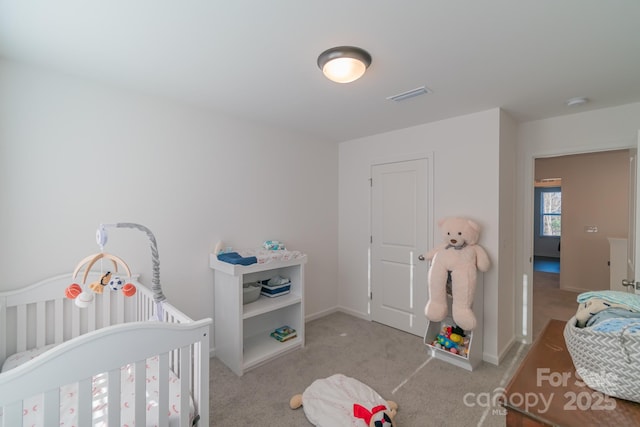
[371,158,430,336]
[629,131,640,295]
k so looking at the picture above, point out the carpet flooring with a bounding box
[210,312,530,426]
[532,271,579,340]
[209,272,578,426]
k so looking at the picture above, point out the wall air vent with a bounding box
[386,86,432,102]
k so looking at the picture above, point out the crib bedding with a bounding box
[1,345,194,427]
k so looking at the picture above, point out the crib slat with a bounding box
[2,401,22,427]
[116,293,125,324]
[180,345,190,427]
[87,295,96,332]
[43,388,60,425]
[71,303,80,338]
[193,341,201,420]
[78,378,92,426]
[134,360,146,426]
[198,336,210,427]
[16,304,26,352]
[36,301,46,348]
[0,299,7,363]
[108,368,121,427]
[54,298,63,344]
[103,291,111,328]
[158,353,169,427]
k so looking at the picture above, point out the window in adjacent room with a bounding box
[540,187,561,236]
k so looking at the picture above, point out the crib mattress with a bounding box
[1,345,194,426]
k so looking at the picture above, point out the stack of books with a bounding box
[270,325,297,342]
[260,275,291,298]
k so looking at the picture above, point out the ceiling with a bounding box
[1,1,639,142]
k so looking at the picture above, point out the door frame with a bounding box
[520,146,635,344]
[368,152,434,320]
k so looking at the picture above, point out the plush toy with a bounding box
[422,217,490,331]
[290,374,398,427]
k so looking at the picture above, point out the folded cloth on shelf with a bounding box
[266,275,291,286]
[217,252,258,266]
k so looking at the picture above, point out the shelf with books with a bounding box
[211,255,306,376]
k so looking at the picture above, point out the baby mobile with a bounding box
[64,223,167,320]
[64,251,136,307]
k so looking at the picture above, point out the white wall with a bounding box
[338,108,507,363]
[0,60,339,330]
[498,109,517,358]
[515,102,640,341]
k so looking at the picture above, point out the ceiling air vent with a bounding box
[386,86,432,102]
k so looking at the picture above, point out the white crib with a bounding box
[0,272,212,427]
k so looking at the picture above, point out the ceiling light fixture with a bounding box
[317,46,372,83]
[566,96,589,107]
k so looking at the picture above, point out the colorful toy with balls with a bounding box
[430,324,470,357]
[65,252,136,307]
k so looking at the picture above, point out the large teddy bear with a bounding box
[422,217,490,331]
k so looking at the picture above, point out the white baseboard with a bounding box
[483,335,517,366]
[305,306,371,322]
[335,306,370,321]
[305,306,339,322]
[560,285,585,293]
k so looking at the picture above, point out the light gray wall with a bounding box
[338,108,514,364]
[4,56,639,364]
[0,60,339,331]
[498,109,517,359]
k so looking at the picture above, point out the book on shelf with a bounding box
[260,278,291,298]
[270,325,297,342]
[261,290,290,298]
[261,276,291,288]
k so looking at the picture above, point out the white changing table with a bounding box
[210,254,307,376]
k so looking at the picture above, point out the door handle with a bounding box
[418,254,425,261]
[622,279,637,288]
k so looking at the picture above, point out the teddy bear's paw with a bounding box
[452,307,476,331]
[289,394,303,409]
[425,302,447,322]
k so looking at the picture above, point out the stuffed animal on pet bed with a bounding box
[290,373,398,427]
[422,217,490,331]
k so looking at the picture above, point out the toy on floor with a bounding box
[65,252,136,307]
[430,324,470,357]
[421,217,490,331]
[289,374,398,427]
[290,373,397,427]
